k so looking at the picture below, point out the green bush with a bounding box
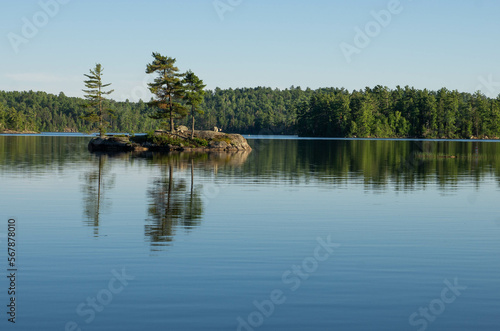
[130,132,210,148]
[212,136,232,145]
[191,137,208,147]
[148,134,185,146]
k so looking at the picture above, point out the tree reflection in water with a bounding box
[145,162,203,249]
[145,152,250,251]
[80,154,116,237]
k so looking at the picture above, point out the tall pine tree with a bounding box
[146,52,187,132]
[183,70,206,138]
[81,64,115,136]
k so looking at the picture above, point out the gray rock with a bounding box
[210,141,228,149]
[177,125,189,133]
[88,137,135,152]
[88,130,252,154]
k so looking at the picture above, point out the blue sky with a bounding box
[1,0,499,101]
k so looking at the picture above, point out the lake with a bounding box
[0,135,499,331]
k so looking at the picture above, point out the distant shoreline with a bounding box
[1,131,499,142]
[0,130,40,134]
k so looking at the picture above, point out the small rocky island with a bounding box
[88,127,252,153]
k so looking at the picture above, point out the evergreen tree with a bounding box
[470,91,488,138]
[146,52,187,132]
[1,85,500,138]
[0,104,5,131]
[491,97,500,137]
[7,107,23,131]
[350,92,375,137]
[81,64,115,136]
[183,70,206,139]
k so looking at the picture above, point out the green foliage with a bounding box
[0,90,157,133]
[212,136,232,144]
[143,132,209,148]
[81,64,115,136]
[0,104,5,131]
[1,85,500,139]
[146,133,184,146]
[191,137,209,147]
[296,86,500,139]
[183,70,206,138]
[146,53,187,132]
[195,86,312,134]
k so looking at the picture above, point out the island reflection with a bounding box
[144,151,251,251]
[1,136,498,243]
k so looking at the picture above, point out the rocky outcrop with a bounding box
[192,131,251,151]
[88,131,252,153]
[88,136,146,153]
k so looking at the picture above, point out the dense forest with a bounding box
[1,86,499,138]
[297,86,500,139]
[0,90,158,133]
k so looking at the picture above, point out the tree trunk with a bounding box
[170,100,174,133]
[99,87,103,137]
[191,107,195,139]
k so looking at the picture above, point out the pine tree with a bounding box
[7,107,23,131]
[0,104,5,131]
[81,64,115,136]
[183,70,206,139]
[491,96,500,137]
[146,52,187,132]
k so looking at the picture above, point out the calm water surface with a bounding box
[0,135,499,330]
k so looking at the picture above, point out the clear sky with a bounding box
[1,0,499,101]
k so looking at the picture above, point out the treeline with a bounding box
[0,87,310,134]
[198,86,313,134]
[0,90,158,133]
[297,86,500,139]
[1,86,500,138]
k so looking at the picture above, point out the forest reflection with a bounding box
[244,139,500,191]
[2,136,498,191]
[1,136,498,242]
